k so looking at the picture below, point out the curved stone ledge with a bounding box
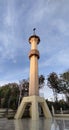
[29,49,40,59]
[29,35,40,44]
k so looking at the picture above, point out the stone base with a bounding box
[14,96,52,120]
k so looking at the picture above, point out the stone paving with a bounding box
[0,118,69,130]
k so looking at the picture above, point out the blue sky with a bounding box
[0,0,69,100]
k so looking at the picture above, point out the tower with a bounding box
[15,29,52,120]
[29,28,40,96]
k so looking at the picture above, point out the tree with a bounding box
[18,75,45,105]
[0,84,11,108]
[0,83,19,109]
[61,70,69,81]
[47,70,69,103]
[60,70,69,103]
[39,75,45,89]
[0,75,45,108]
[19,75,45,95]
[47,72,61,101]
[9,83,19,109]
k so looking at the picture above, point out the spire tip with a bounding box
[33,28,36,35]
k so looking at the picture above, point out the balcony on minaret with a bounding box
[29,35,40,49]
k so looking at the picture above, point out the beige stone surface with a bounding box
[53,114,69,118]
[31,39,37,50]
[29,36,40,96]
[14,96,52,120]
[29,56,39,96]
[15,35,52,120]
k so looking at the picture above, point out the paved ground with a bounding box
[0,118,69,130]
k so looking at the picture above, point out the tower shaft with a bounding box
[29,36,40,96]
[29,55,39,95]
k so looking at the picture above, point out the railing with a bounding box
[52,106,69,118]
[0,109,16,118]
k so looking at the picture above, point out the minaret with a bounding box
[29,28,40,96]
[14,29,52,120]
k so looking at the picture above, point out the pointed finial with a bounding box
[33,28,36,35]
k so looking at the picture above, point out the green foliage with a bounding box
[19,79,29,96]
[47,71,69,94]
[0,83,19,109]
[39,75,45,89]
[47,70,69,103]
[47,72,59,92]
[61,70,69,81]
[46,99,69,114]
[2,88,11,108]
[0,75,45,109]
[60,71,69,92]
[47,72,61,101]
[19,75,45,96]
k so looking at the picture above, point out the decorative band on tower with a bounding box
[29,49,40,59]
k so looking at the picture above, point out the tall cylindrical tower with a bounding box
[15,29,52,120]
[28,29,40,96]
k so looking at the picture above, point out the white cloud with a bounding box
[0,67,29,86]
[57,50,69,66]
[0,33,16,61]
[0,0,69,91]
[51,19,69,36]
[40,49,69,69]
[5,11,13,27]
